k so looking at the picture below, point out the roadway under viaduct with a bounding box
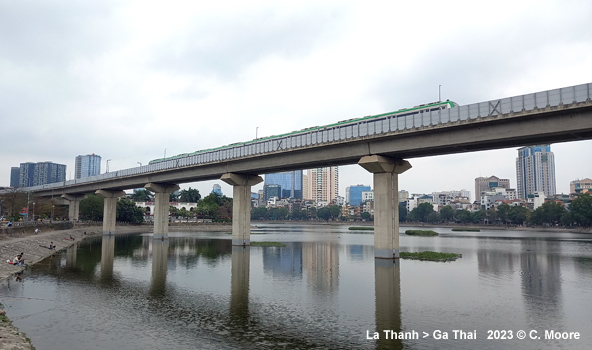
[28,97,592,259]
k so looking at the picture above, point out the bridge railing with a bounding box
[23,83,591,193]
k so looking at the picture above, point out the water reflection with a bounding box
[100,235,115,282]
[520,240,564,332]
[2,227,591,350]
[151,238,169,297]
[375,259,402,350]
[230,246,250,326]
[302,242,339,295]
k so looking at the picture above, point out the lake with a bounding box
[1,224,591,349]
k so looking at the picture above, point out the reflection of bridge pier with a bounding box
[230,246,250,325]
[374,259,402,349]
[65,245,77,268]
[360,155,411,259]
[150,237,169,296]
[101,235,115,280]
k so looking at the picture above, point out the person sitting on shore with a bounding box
[17,254,24,265]
[49,242,54,249]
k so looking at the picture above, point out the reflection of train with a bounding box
[148,100,457,165]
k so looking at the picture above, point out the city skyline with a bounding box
[1,1,590,200]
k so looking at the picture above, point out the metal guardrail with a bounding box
[23,83,592,193]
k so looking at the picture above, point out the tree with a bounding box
[409,202,434,222]
[427,211,440,223]
[252,207,269,220]
[0,189,28,220]
[398,203,408,222]
[565,193,592,227]
[529,201,566,226]
[496,203,511,224]
[508,206,528,225]
[79,194,104,221]
[169,191,180,202]
[361,212,371,221]
[179,187,201,203]
[131,189,153,202]
[317,207,331,221]
[328,205,341,220]
[439,205,454,222]
[117,198,145,224]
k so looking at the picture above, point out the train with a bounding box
[148,100,457,165]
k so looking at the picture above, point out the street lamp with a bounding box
[32,202,35,222]
[137,162,142,167]
[106,159,112,173]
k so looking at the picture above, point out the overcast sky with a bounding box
[1,0,591,202]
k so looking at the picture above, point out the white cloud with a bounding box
[1,0,591,201]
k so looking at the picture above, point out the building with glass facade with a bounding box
[75,154,102,179]
[516,145,556,199]
[264,171,303,199]
[19,161,66,187]
[10,167,20,187]
[346,185,371,206]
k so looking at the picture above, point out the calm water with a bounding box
[1,224,591,350]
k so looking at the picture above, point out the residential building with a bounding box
[516,145,556,199]
[570,178,592,194]
[75,154,101,179]
[475,176,510,202]
[304,167,339,203]
[432,190,471,207]
[264,171,303,199]
[346,185,371,206]
[19,161,66,187]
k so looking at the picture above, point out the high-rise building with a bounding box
[346,185,371,206]
[305,167,339,203]
[516,145,556,199]
[474,176,510,202]
[264,171,303,199]
[75,154,102,179]
[19,161,66,187]
[10,167,20,187]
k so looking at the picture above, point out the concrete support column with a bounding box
[145,182,180,239]
[359,155,411,259]
[96,189,126,235]
[61,194,87,221]
[221,173,263,246]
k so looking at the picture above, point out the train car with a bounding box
[148,100,457,165]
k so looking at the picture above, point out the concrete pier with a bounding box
[359,155,411,259]
[96,189,126,235]
[221,173,263,246]
[61,194,87,221]
[145,182,180,239]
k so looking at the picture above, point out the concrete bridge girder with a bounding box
[359,155,412,259]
